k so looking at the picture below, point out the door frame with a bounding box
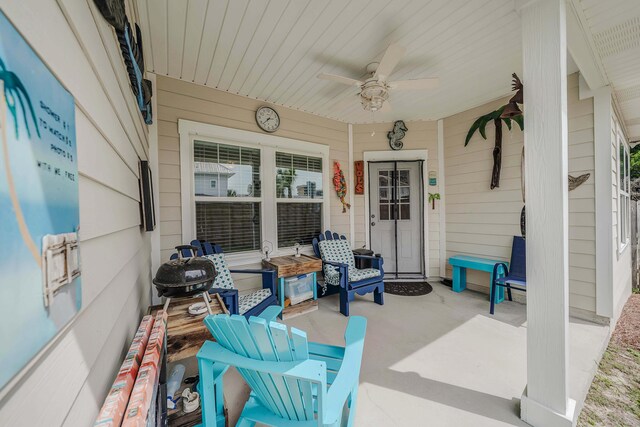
[363,150,429,277]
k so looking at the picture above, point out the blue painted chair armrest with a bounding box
[492,262,509,282]
[323,260,349,269]
[323,260,349,288]
[353,255,379,260]
[197,340,327,383]
[355,254,384,271]
[323,316,367,425]
[254,305,282,322]
[209,288,239,314]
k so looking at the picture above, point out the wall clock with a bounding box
[255,106,280,133]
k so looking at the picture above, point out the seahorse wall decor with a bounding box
[388,120,408,150]
[333,161,350,213]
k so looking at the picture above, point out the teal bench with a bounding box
[448,255,508,304]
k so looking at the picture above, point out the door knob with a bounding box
[371,221,375,226]
[371,214,375,219]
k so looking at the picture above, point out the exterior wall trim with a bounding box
[593,85,614,319]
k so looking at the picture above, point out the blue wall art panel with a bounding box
[0,11,81,390]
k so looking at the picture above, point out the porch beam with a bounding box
[520,0,576,426]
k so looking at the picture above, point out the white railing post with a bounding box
[520,0,576,425]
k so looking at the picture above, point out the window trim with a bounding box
[616,121,630,255]
[179,119,331,266]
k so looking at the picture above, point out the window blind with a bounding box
[277,202,322,248]
[194,140,261,197]
[195,202,261,253]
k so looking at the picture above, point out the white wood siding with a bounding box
[351,121,440,278]
[155,75,349,267]
[442,73,597,314]
[0,1,150,426]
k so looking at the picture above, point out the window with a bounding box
[276,152,323,247]
[193,140,262,252]
[180,121,330,260]
[618,130,630,251]
[378,169,411,221]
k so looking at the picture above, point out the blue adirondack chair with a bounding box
[170,242,278,318]
[196,306,367,427]
[490,236,526,315]
[312,230,384,317]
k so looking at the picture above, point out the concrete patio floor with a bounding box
[219,282,610,426]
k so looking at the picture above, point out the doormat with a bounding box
[384,282,432,296]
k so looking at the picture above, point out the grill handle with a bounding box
[174,245,199,259]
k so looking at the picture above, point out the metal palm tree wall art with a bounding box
[465,73,524,189]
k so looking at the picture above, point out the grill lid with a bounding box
[153,245,217,297]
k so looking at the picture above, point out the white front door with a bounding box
[369,161,423,276]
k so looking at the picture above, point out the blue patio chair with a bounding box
[490,236,526,315]
[196,307,367,427]
[170,242,277,318]
[312,230,384,316]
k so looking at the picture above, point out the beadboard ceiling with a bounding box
[576,0,640,140]
[135,0,639,134]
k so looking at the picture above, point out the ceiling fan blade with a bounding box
[317,73,363,86]
[374,43,406,81]
[388,78,440,90]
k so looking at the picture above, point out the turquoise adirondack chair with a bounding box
[196,306,367,427]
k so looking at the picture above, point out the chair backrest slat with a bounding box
[509,236,526,280]
[227,316,283,415]
[291,328,315,420]
[248,318,297,419]
[270,322,307,420]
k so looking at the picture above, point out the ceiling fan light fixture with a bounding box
[360,80,389,111]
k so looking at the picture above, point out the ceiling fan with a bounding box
[317,43,439,113]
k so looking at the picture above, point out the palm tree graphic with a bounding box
[0,57,42,266]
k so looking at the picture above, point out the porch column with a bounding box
[520,0,576,426]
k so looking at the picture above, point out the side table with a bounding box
[262,254,322,319]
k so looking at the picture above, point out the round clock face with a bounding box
[256,106,280,132]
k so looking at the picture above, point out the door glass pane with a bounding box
[379,170,390,187]
[400,204,410,220]
[399,170,409,186]
[398,186,410,202]
[380,203,389,220]
[379,187,389,201]
[194,141,260,197]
